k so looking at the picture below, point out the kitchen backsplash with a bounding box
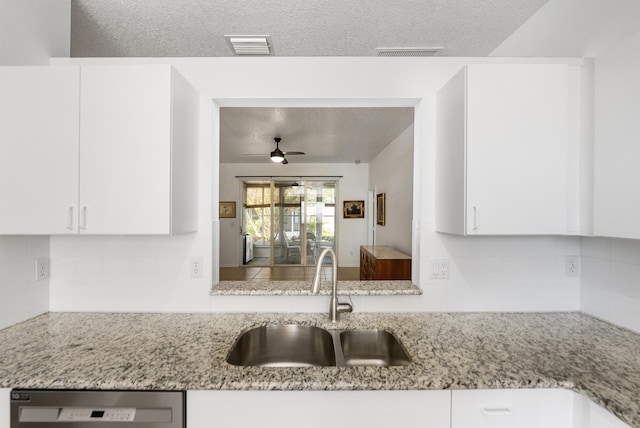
[0,236,49,329]
[1,232,635,334]
[48,232,582,314]
[582,237,640,333]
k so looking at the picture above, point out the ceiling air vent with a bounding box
[225,35,272,55]
[377,47,444,57]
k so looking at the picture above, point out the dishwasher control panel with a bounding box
[58,408,136,422]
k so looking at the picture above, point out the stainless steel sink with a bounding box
[339,329,411,367]
[226,325,336,367]
[227,325,411,367]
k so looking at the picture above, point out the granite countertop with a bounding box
[0,312,639,427]
[210,280,421,295]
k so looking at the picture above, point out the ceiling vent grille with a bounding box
[377,47,444,57]
[225,35,272,55]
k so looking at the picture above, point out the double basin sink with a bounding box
[226,325,410,367]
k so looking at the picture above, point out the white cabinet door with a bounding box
[451,389,574,428]
[79,65,198,234]
[589,402,632,428]
[436,64,574,235]
[188,390,451,428]
[466,64,570,235]
[0,66,80,234]
[593,41,640,239]
[0,389,8,428]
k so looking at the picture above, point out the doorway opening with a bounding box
[242,177,337,267]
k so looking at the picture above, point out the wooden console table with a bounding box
[359,245,411,280]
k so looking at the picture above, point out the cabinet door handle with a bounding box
[80,206,88,230]
[67,207,74,230]
[472,206,479,231]
[480,407,512,416]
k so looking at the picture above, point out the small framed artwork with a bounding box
[343,200,365,218]
[376,193,386,226]
[219,201,236,218]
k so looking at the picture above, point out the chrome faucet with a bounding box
[311,248,353,322]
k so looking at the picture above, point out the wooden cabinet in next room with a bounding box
[360,245,411,280]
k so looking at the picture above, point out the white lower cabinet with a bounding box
[452,389,576,428]
[187,390,451,428]
[2,388,631,428]
[0,389,9,428]
[588,401,632,428]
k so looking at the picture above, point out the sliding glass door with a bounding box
[304,181,335,265]
[242,178,336,267]
[273,181,303,265]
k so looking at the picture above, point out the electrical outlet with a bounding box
[35,257,50,281]
[430,258,450,279]
[439,259,450,279]
[565,256,580,277]
[190,257,203,278]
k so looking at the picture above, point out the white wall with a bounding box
[0,237,49,329]
[490,0,640,57]
[0,0,66,328]
[219,162,369,268]
[0,0,70,65]
[48,56,583,313]
[369,124,414,255]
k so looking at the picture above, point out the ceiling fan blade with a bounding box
[283,151,305,155]
[241,153,269,156]
[282,157,289,164]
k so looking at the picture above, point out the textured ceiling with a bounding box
[220,108,414,164]
[70,0,548,57]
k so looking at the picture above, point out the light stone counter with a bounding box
[210,280,421,295]
[0,312,639,427]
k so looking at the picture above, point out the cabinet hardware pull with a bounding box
[67,207,74,230]
[472,206,479,230]
[480,407,512,416]
[80,206,88,230]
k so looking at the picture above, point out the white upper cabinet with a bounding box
[0,66,80,235]
[0,64,198,235]
[79,65,199,234]
[593,37,640,240]
[436,64,576,235]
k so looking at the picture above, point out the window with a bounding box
[244,184,279,245]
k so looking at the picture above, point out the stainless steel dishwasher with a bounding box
[10,390,184,428]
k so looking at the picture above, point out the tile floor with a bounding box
[220,266,360,281]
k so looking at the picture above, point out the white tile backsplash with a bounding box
[0,236,49,329]
[46,232,583,313]
[421,234,582,312]
[581,237,640,333]
[13,234,636,325]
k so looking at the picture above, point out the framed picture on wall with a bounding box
[376,193,386,226]
[343,200,365,218]
[219,201,236,218]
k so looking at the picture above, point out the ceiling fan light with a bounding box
[270,148,285,162]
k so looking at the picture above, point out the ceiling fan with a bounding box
[242,137,305,164]
[269,137,305,164]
